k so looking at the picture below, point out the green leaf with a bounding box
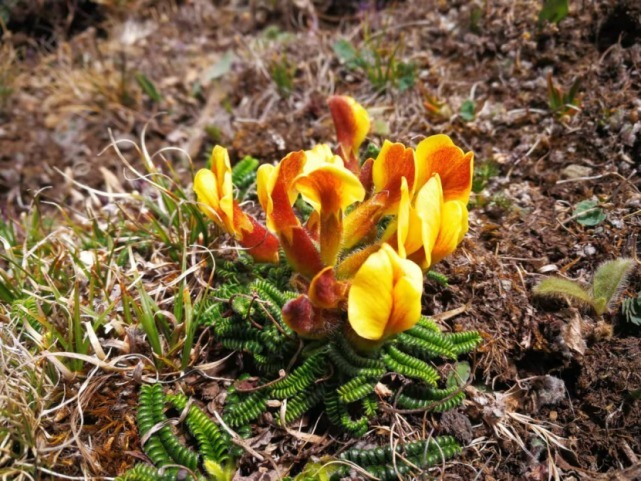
[591,258,635,314]
[0,279,15,303]
[533,277,594,308]
[460,100,476,122]
[538,0,569,25]
[134,73,162,102]
[333,39,358,64]
[573,199,606,226]
[427,270,449,286]
[446,361,471,388]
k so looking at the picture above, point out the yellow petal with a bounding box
[194,168,221,221]
[388,272,423,337]
[304,144,343,173]
[396,177,424,259]
[209,146,235,229]
[348,246,393,340]
[257,163,276,229]
[348,244,423,340]
[431,200,468,264]
[414,175,443,270]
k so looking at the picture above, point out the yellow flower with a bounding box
[348,244,423,341]
[256,150,324,278]
[193,145,238,233]
[341,140,415,250]
[294,145,365,266]
[194,146,279,264]
[392,174,469,270]
[327,95,370,172]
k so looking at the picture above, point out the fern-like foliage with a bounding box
[324,390,369,437]
[271,352,328,399]
[448,330,483,355]
[117,384,236,481]
[395,384,466,412]
[382,345,439,386]
[622,291,641,326]
[136,384,174,468]
[115,463,178,481]
[167,393,233,465]
[195,276,481,447]
[231,155,259,201]
[282,384,326,424]
[332,435,461,480]
[224,385,268,428]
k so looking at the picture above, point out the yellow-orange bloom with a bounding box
[194,146,279,263]
[256,151,324,278]
[391,174,469,270]
[395,176,441,264]
[348,244,423,341]
[415,134,474,203]
[372,140,416,214]
[294,146,365,266]
[194,146,238,233]
[430,199,468,264]
[327,95,370,173]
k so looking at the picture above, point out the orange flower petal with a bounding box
[309,266,348,309]
[233,209,280,264]
[372,141,416,213]
[279,225,324,279]
[294,165,365,215]
[327,95,370,172]
[257,151,306,234]
[415,135,473,203]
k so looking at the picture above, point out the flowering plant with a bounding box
[194,96,473,346]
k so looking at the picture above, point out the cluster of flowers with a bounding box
[194,96,473,346]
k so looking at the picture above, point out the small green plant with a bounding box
[198,278,482,437]
[135,72,162,103]
[621,291,641,326]
[573,199,606,226]
[534,258,636,316]
[460,99,476,122]
[270,55,295,98]
[538,0,569,26]
[547,73,581,118]
[333,38,415,93]
[472,160,500,193]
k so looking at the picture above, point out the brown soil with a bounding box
[2,0,640,479]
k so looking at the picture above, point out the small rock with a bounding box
[440,410,474,444]
[561,164,593,179]
[535,375,566,406]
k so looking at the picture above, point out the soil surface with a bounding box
[1,0,640,480]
